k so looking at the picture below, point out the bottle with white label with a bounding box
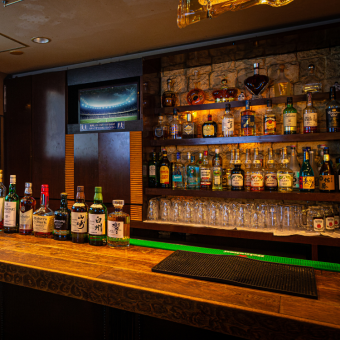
[4,175,19,233]
[71,186,88,243]
[264,148,277,191]
[289,145,300,191]
[303,92,318,133]
[19,182,36,235]
[0,170,7,231]
[277,147,293,192]
[231,149,244,191]
[107,200,130,248]
[250,148,264,191]
[88,187,107,246]
[33,184,54,238]
[222,103,234,137]
[54,193,71,241]
[283,97,297,134]
[324,205,335,233]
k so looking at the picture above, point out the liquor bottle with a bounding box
[71,186,88,243]
[33,184,54,238]
[4,175,19,233]
[187,155,200,190]
[212,148,222,167]
[283,97,297,134]
[182,113,196,139]
[172,152,184,190]
[317,145,327,172]
[263,99,276,135]
[142,154,148,185]
[170,109,182,139]
[107,200,130,248]
[148,152,159,188]
[212,76,238,102]
[154,116,169,140]
[309,150,319,189]
[162,78,176,107]
[212,151,223,191]
[319,147,335,193]
[333,203,339,229]
[299,149,315,192]
[224,149,235,191]
[326,87,340,132]
[54,193,71,241]
[159,150,171,189]
[264,148,278,191]
[303,92,318,133]
[0,171,7,231]
[187,70,205,105]
[89,187,107,246]
[196,152,203,166]
[183,152,191,189]
[277,147,293,192]
[222,103,234,137]
[202,113,217,138]
[289,146,300,191]
[324,205,335,233]
[302,64,322,93]
[19,182,36,235]
[241,100,255,136]
[231,149,244,191]
[244,63,269,99]
[250,148,264,191]
[200,151,211,190]
[274,64,292,97]
[244,149,252,191]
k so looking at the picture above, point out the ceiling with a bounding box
[0,0,339,75]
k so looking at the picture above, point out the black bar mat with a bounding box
[152,251,318,299]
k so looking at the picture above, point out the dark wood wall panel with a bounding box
[4,76,32,197]
[98,132,130,204]
[31,71,66,200]
[74,133,99,200]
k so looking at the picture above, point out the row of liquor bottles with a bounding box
[154,88,340,139]
[0,176,130,248]
[148,146,338,192]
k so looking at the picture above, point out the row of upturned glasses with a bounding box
[147,197,340,234]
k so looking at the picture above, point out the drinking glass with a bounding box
[281,205,295,232]
[252,203,266,230]
[147,198,159,221]
[196,199,208,225]
[181,199,192,223]
[266,203,278,230]
[307,206,324,232]
[159,198,171,222]
[237,203,251,229]
[171,198,181,223]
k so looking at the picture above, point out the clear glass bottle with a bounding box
[264,148,278,191]
[222,103,234,137]
[107,200,130,248]
[277,147,294,192]
[244,63,269,99]
[54,193,71,241]
[299,149,315,192]
[302,64,322,93]
[187,70,206,105]
[0,170,6,231]
[33,184,54,238]
[263,99,276,135]
[231,149,244,191]
[326,87,340,132]
[172,152,184,190]
[71,186,88,243]
[170,109,182,139]
[200,151,211,190]
[283,97,297,134]
[162,78,177,107]
[241,100,255,136]
[182,113,197,139]
[289,145,300,191]
[303,92,318,133]
[89,187,107,246]
[274,64,292,97]
[244,149,252,191]
[212,154,223,191]
[250,148,264,191]
[309,150,319,190]
[154,116,169,140]
[202,113,217,138]
[19,182,36,235]
[187,155,200,190]
[4,175,19,234]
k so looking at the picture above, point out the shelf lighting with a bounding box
[177,0,294,28]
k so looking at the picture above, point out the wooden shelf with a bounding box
[155,91,337,115]
[144,188,340,202]
[131,221,340,247]
[144,132,340,147]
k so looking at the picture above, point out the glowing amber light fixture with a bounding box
[177,0,294,28]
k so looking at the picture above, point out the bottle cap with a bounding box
[203,151,208,156]
[167,78,172,84]
[287,97,293,103]
[290,145,296,148]
[186,113,192,122]
[267,99,272,107]
[254,63,259,68]
[308,64,315,70]
[159,116,163,121]
[215,148,219,154]
[61,192,68,197]
[191,155,195,161]
[41,184,49,192]
[173,108,177,115]
[77,186,84,192]
[95,186,102,193]
[199,152,203,157]
[176,152,181,159]
[245,100,250,109]
[113,199,124,207]
[25,182,32,188]
[187,152,191,157]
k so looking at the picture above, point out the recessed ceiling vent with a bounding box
[0,33,27,53]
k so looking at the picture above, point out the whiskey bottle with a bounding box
[277,147,293,192]
[172,152,184,189]
[182,113,196,139]
[202,113,217,138]
[283,97,297,134]
[274,64,292,97]
[299,149,315,192]
[187,70,206,105]
[33,184,54,238]
[19,182,36,235]
[154,116,169,140]
[231,149,244,191]
[319,147,335,193]
[4,175,19,233]
[241,100,255,136]
[170,109,182,139]
[244,63,269,99]
[326,87,340,132]
[196,152,203,166]
[302,64,322,93]
[289,146,300,191]
[244,149,252,191]
[89,187,107,246]
[264,148,278,191]
[148,152,159,188]
[212,148,222,167]
[0,171,6,231]
[54,193,71,241]
[309,150,319,189]
[250,148,264,191]
[222,103,234,137]
[303,92,318,133]
[159,150,171,188]
[263,99,276,135]
[225,149,235,191]
[162,78,176,107]
[200,151,211,190]
[71,186,88,243]
[187,155,200,190]
[107,200,130,248]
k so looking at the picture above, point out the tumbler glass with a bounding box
[147,198,159,221]
[159,198,171,222]
[281,205,295,232]
[171,198,181,223]
[266,203,278,230]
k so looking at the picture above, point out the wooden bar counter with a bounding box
[0,233,339,340]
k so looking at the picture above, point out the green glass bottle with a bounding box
[299,149,315,192]
[283,97,298,134]
[4,175,20,233]
[89,187,107,246]
[148,152,159,188]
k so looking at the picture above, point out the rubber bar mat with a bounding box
[152,250,318,299]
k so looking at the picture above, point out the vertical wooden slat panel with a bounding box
[130,131,143,221]
[65,134,74,209]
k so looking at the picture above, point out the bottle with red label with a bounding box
[303,92,318,133]
[324,205,335,233]
[311,206,324,232]
[250,148,264,191]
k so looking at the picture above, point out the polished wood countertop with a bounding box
[0,234,339,339]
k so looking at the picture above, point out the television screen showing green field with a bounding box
[79,84,138,124]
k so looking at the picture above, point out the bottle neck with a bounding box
[207,114,212,121]
[287,102,292,108]
[167,81,171,91]
[330,89,335,100]
[254,67,259,75]
[307,93,313,106]
[94,192,103,203]
[76,192,85,202]
[303,151,310,163]
[9,183,16,194]
[114,205,123,213]
[40,192,49,207]
[324,154,330,162]
[60,198,68,209]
